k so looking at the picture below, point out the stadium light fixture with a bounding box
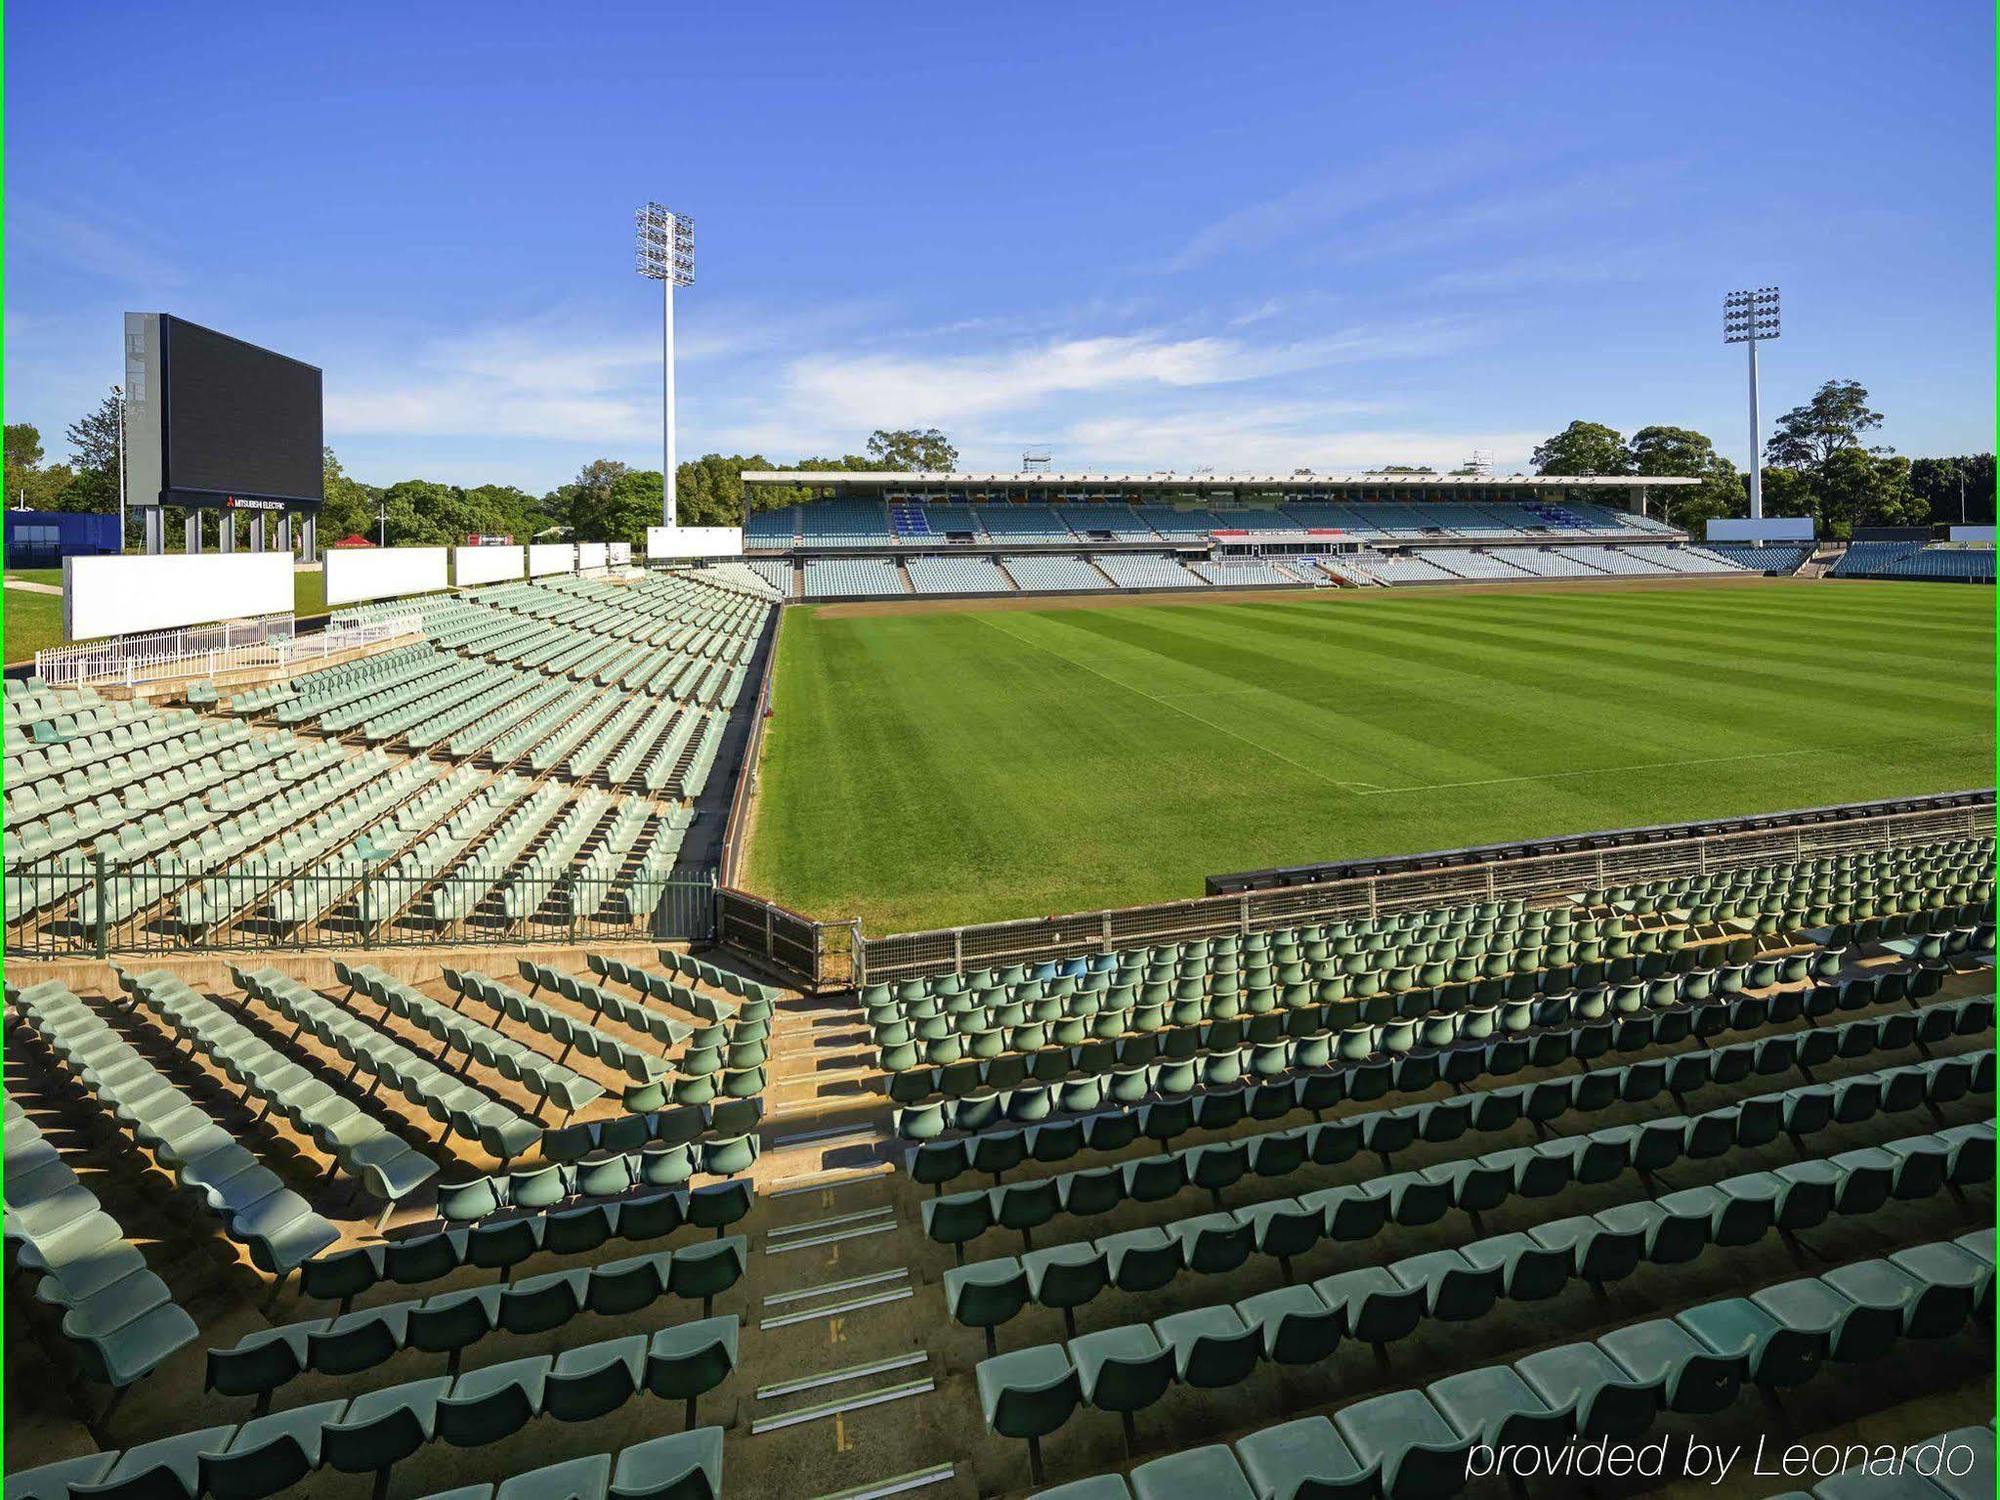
[636,203,695,527]
[1723,286,1780,520]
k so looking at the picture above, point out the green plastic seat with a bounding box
[435,1355,552,1447]
[1236,1284,1342,1366]
[545,1334,647,1423]
[1233,1415,1371,1500]
[643,1315,739,1427]
[1129,1446,1255,1500]
[494,1452,611,1500]
[1514,1342,1658,1440]
[607,1425,724,1500]
[200,1399,347,1500]
[320,1376,452,1492]
[976,1344,1081,1484]
[1331,1390,1471,1499]
[1152,1305,1259,1388]
[945,1257,1030,1354]
[1426,1364,1568,1451]
[1598,1319,1741,1414]
[71,1425,238,1500]
[1022,1243,1109,1337]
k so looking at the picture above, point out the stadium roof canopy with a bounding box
[740,469,1697,492]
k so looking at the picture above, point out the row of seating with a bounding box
[899,979,1983,1187]
[117,967,440,1211]
[436,970,661,1109]
[409,1427,722,1500]
[972,1130,1992,1468]
[8,979,341,1284]
[3,1315,740,1500]
[503,967,771,1108]
[3,1092,201,1389]
[872,939,1810,1075]
[1026,1230,1994,1500]
[302,1180,756,1311]
[208,1236,747,1404]
[889,958,1950,1140]
[946,1056,1993,1349]
[437,1141,761,1225]
[322,964,614,1114]
[921,996,1995,1251]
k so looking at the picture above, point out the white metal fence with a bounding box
[34,613,423,689]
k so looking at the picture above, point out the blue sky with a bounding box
[7,2,1993,492]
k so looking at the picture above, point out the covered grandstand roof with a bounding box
[740,469,1697,490]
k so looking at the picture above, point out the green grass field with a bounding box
[745,579,1995,934]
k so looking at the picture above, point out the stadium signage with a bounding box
[221,495,289,511]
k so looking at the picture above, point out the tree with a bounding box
[549,459,633,540]
[6,422,45,474]
[41,391,127,514]
[1626,425,1741,532]
[1755,465,1820,524]
[3,423,74,510]
[1376,464,1436,474]
[1819,448,1920,534]
[321,448,379,541]
[1765,379,1887,474]
[865,428,957,471]
[1910,454,1996,526]
[1531,421,1629,477]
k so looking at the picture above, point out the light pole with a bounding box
[114,384,126,556]
[1723,287,1781,520]
[636,203,695,528]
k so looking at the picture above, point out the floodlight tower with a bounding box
[636,203,695,527]
[1723,287,1781,520]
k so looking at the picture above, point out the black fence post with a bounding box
[93,852,108,960]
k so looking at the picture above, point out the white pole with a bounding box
[1746,335,1763,521]
[663,278,677,529]
[116,388,127,550]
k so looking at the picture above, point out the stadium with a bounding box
[4,12,1997,1500]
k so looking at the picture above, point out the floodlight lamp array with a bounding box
[636,203,695,285]
[1723,286,1780,343]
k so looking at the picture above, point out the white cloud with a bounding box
[6,194,182,287]
[775,318,1491,432]
[1054,405,1547,474]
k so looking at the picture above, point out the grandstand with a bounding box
[6,789,1994,1500]
[716,472,1861,601]
[7,567,774,951]
[4,471,1993,1500]
[1833,541,1997,584]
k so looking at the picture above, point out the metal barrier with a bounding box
[850,795,1996,988]
[33,613,424,690]
[4,855,716,958]
[716,887,856,991]
[1208,790,1998,894]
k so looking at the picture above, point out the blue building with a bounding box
[4,509,121,567]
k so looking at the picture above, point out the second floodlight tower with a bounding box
[1723,287,1781,520]
[637,203,695,527]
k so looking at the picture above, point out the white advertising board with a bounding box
[64,552,294,641]
[646,525,744,559]
[607,542,632,566]
[577,542,609,572]
[528,543,575,577]
[1706,517,1815,543]
[453,545,526,587]
[1948,525,1995,544]
[324,547,449,607]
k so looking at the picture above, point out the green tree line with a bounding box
[1531,379,1994,537]
[3,405,959,548]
